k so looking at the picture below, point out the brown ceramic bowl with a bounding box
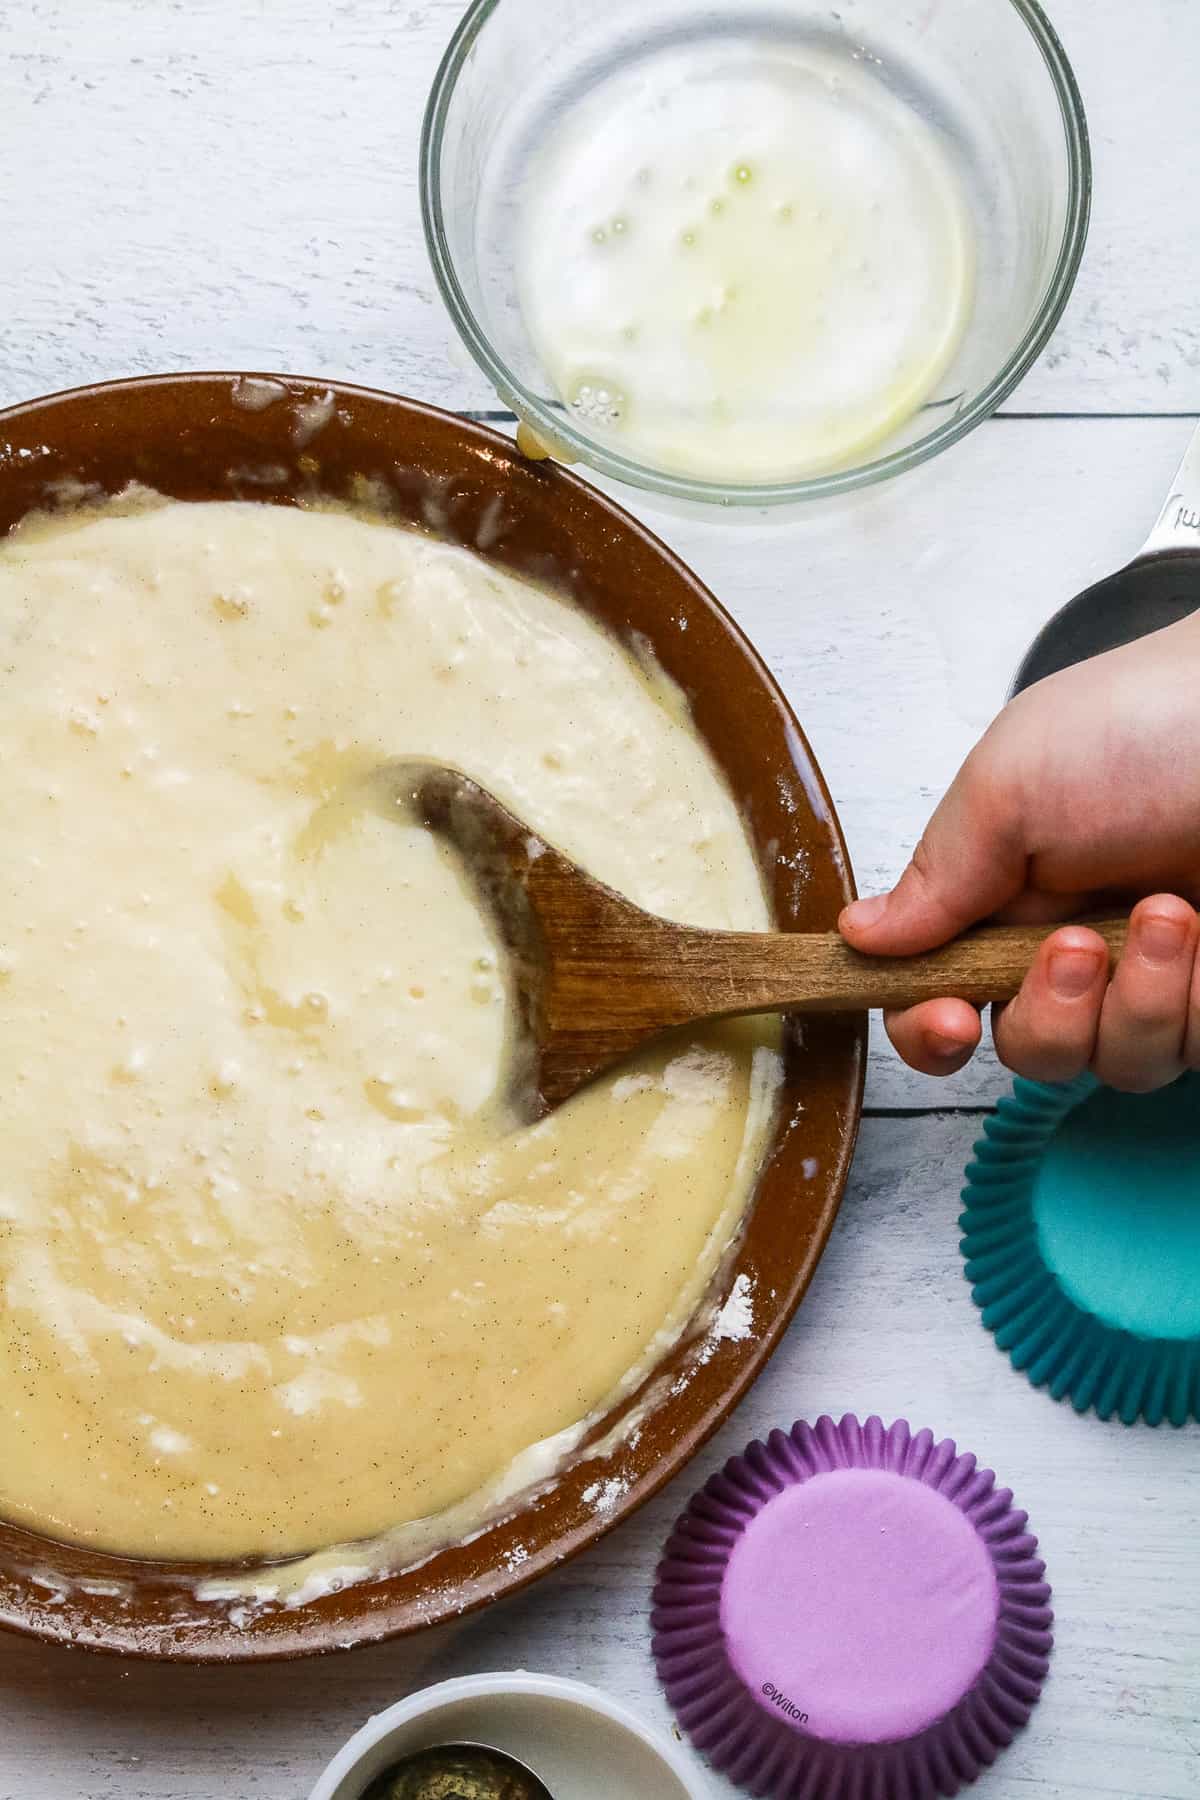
[0,373,865,1660]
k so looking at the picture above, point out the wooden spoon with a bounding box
[395,763,1129,1120]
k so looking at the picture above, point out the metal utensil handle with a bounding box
[1140,420,1200,557]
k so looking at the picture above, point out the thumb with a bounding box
[840,750,1028,955]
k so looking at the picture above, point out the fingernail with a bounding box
[1137,911,1190,966]
[926,1030,968,1061]
[1048,947,1103,998]
[844,895,888,930]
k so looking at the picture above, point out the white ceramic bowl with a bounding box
[307,1672,709,1800]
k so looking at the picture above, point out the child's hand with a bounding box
[839,613,1200,1091]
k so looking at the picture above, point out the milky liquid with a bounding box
[516,38,975,484]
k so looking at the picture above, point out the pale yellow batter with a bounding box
[0,496,777,1561]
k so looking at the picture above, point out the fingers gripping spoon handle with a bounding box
[397,764,1129,1118]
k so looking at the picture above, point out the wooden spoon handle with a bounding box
[766,915,1131,1013]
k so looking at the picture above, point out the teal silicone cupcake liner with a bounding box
[960,1073,1200,1426]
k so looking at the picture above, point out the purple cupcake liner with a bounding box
[652,1414,1052,1800]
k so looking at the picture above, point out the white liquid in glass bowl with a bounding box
[516,38,974,484]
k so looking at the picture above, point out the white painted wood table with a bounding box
[2,2,1199,1796]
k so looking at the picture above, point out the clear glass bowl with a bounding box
[421,0,1090,506]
